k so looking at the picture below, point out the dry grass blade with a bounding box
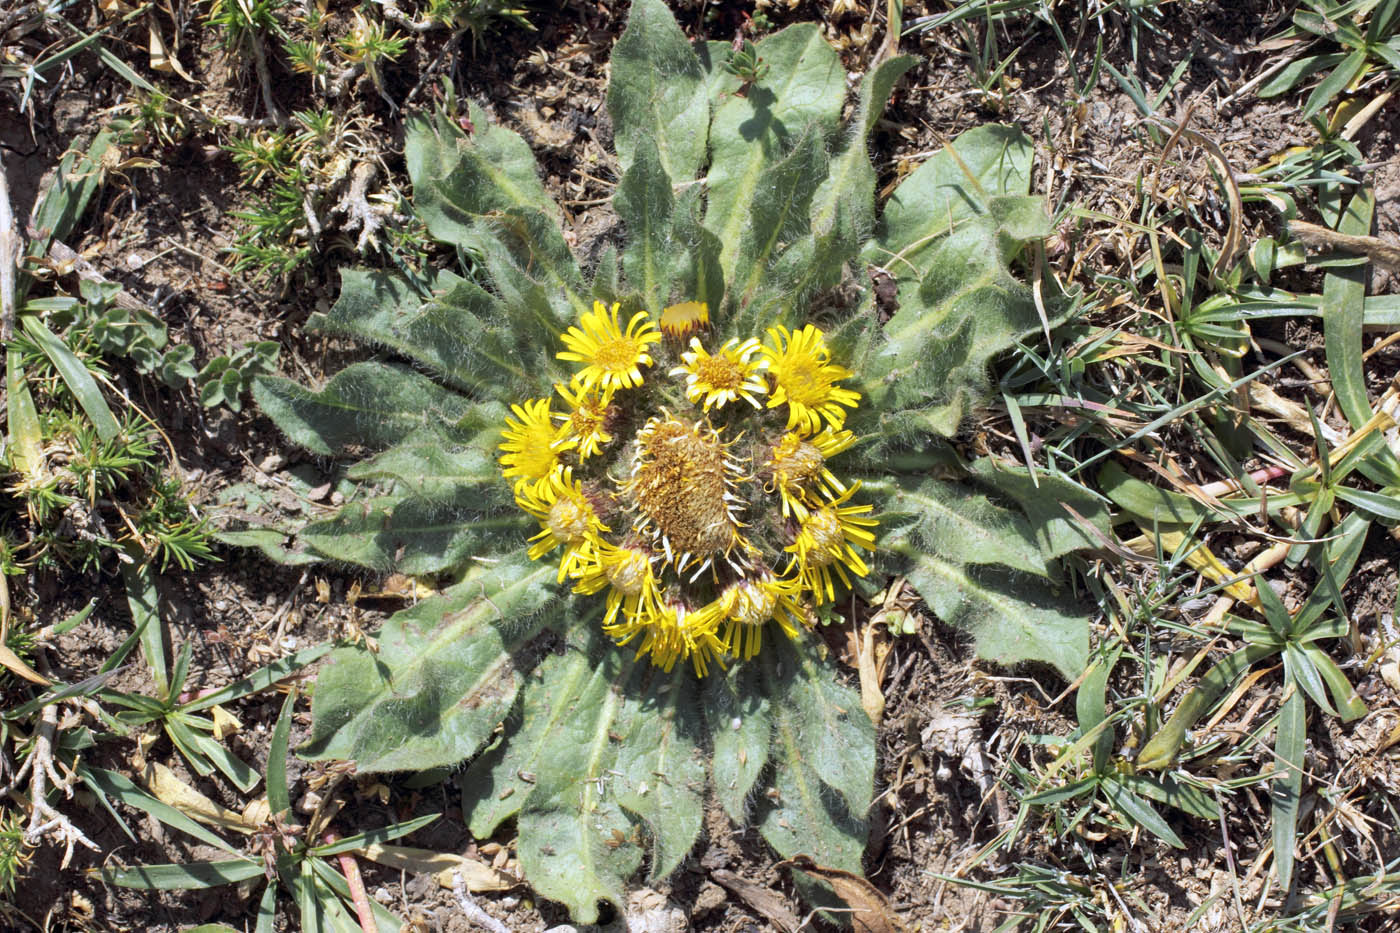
[357,843,516,892]
[0,151,20,340]
[779,856,907,933]
[1290,219,1400,272]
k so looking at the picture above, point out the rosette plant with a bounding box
[242,1,1108,919]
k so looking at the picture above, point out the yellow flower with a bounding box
[762,324,860,434]
[515,469,609,582]
[606,598,724,676]
[573,540,661,630]
[658,300,710,338]
[671,337,768,411]
[785,484,877,603]
[557,301,661,398]
[702,573,809,660]
[766,427,856,518]
[498,398,576,496]
[554,378,613,460]
[625,415,749,576]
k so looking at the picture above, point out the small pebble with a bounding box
[373,886,393,905]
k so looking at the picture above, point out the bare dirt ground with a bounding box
[2,0,1399,930]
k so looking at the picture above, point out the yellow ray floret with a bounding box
[762,324,861,434]
[785,483,878,604]
[671,336,769,411]
[699,573,810,661]
[766,427,856,518]
[498,398,577,496]
[515,468,609,582]
[573,540,661,630]
[557,301,661,398]
[605,599,724,676]
[554,378,613,460]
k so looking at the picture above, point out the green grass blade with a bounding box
[183,644,330,712]
[120,545,169,699]
[21,316,121,440]
[309,813,440,856]
[103,859,267,890]
[1271,685,1307,890]
[83,768,244,856]
[267,688,296,817]
[1301,49,1369,119]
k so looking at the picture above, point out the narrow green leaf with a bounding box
[23,316,121,440]
[1259,54,1345,96]
[1101,780,1183,848]
[83,768,243,857]
[184,644,330,712]
[102,859,266,890]
[311,812,440,856]
[5,349,46,484]
[1272,686,1307,890]
[703,660,770,823]
[1307,647,1367,722]
[1301,49,1369,119]
[1098,461,1219,525]
[1136,644,1277,771]
[1322,188,1377,433]
[606,0,708,180]
[1334,485,1400,520]
[183,726,261,793]
[25,127,116,269]
[267,688,297,816]
[301,552,555,771]
[120,548,168,701]
[307,857,403,933]
[1117,773,1220,821]
[1284,642,1336,717]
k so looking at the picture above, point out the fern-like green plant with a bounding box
[241,1,1108,920]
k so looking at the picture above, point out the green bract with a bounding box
[243,1,1108,920]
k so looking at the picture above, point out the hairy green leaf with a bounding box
[615,136,677,313]
[312,269,564,400]
[755,638,872,870]
[704,23,845,286]
[607,0,709,181]
[613,666,705,879]
[512,641,641,924]
[893,545,1088,680]
[301,552,555,771]
[253,364,474,457]
[703,661,771,823]
[405,103,556,242]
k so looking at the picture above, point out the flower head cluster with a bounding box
[499,301,876,674]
